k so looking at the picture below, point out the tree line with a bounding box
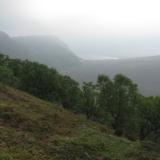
[0,53,160,142]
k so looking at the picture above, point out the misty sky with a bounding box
[1,0,160,59]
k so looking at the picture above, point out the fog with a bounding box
[1,0,160,59]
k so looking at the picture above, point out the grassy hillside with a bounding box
[0,83,159,160]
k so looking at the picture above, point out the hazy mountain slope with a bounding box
[14,36,81,71]
[0,31,81,71]
[0,83,156,160]
[0,31,31,59]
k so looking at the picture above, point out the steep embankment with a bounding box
[0,83,159,160]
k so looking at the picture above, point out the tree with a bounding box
[82,82,98,119]
[139,96,160,141]
[112,74,139,139]
[59,75,83,111]
[0,54,9,65]
[0,66,18,86]
[19,60,60,101]
[97,75,114,123]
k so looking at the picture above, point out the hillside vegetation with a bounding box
[0,83,160,160]
[1,54,160,141]
[1,53,160,159]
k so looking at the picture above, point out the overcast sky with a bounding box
[1,0,160,59]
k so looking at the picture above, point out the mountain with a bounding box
[0,83,159,160]
[0,31,81,71]
[0,31,160,96]
[0,31,31,59]
[14,36,81,70]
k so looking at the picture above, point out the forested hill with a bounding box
[0,78,159,160]
[1,54,160,159]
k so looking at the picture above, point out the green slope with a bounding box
[0,83,159,160]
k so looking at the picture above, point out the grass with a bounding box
[0,83,160,160]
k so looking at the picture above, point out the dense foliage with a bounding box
[0,53,160,142]
[0,54,82,108]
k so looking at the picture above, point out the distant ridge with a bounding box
[0,31,81,71]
